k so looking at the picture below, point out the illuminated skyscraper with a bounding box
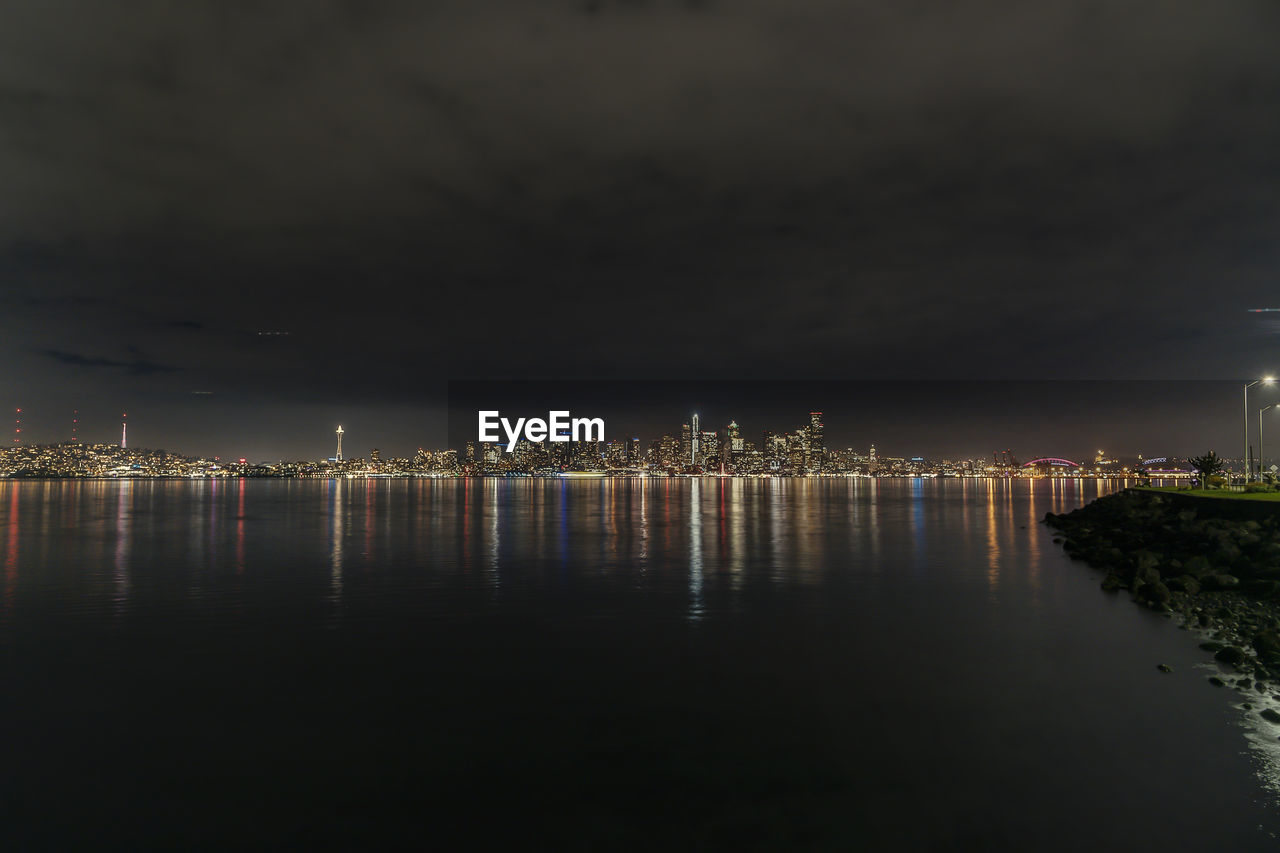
[121,412,127,448]
[808,411,824,471]
[691,413,700,464]
[727,420,743,453]
[335,425,344,461]
[699,430,718,466]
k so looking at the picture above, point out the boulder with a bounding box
[1183,556,1212,578]
[1138,582,1171,606]
[1215,646,1247,665]
[1203,574,1241,591]
[1253,630,1280,662]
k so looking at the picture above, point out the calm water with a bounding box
[1,478,1277,850]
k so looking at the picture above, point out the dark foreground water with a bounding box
[1,478,1278,850]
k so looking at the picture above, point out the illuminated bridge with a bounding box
[1021,457,1080,468]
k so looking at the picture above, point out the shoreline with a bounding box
[1045,490,1280,708]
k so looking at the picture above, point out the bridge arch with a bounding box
[1021,457,1080,468]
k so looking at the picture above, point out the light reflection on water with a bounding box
[1,476,1278,848]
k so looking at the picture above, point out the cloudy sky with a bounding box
[2,1,1279,459]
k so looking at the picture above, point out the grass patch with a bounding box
[1135,486,1280,502]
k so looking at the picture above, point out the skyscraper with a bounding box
[808,411,824,469]
[691,413,700,464]
[727,420,742,452]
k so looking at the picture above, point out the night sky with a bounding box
[3,1,1279,460]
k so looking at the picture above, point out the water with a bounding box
[1,478,1277,849]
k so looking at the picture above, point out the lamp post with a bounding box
[1245,378,1275,482]
[1262,404,1276,482]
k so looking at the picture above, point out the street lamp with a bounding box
[1262,404,1276,481]
[1246,377,1275,482]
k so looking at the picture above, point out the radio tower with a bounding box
[335,425,344,461]
[71,409,79,444]
[13,408,21,445]
[121,413,127,448]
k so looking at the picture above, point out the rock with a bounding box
[1166,575,1201,595]
[1184,556,1212,577]
[1199,641,1224,652]
[1263,709,1280,724]
[1253,629,1280,661]
[1215,646,1247,665]
[1204,574,1241,591]
[1138,581,1171,606]
[1100,574,1123,592]
[1244,580,1280,599]
[1209,676,1226,687]
[1157,663,1172,673]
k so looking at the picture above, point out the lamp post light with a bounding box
[1262,404,1276,482]
[1245,378,1275,482]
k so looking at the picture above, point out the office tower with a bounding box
[370,448,381,463]
[606,439,626,467]
[869,444,878,473]
[700,430,719,463]
[691,413,700,464]
[681,422,692,463]
[727,420,743,453]
[809,412,824,454]
[627,437,641,466]
[658,434,682,467]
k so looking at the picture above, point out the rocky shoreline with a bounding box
[1045,489,1280,707]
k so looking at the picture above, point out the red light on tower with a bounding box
[13,408,20,445]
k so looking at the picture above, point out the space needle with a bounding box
[335,425,344,462]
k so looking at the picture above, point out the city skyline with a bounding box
[4,3,1280,460]
[0,397,1252,474]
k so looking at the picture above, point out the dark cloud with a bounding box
[43,349,177,376]
[1,1,1278,457]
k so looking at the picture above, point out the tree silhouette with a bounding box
[1190,451,1224,485]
